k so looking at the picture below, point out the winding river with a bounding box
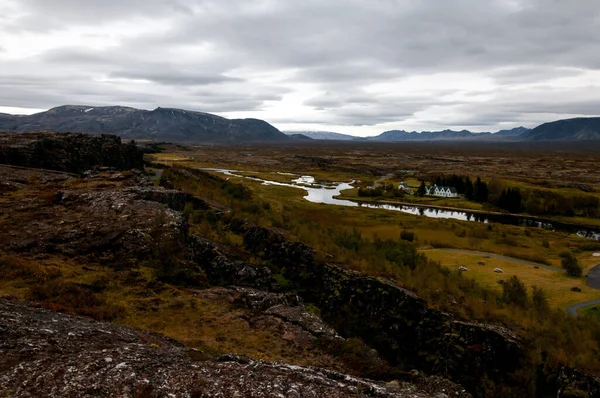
[201,168,600,240]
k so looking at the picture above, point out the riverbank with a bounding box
[337,193,600,238]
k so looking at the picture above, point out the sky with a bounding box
[1,0,599,137]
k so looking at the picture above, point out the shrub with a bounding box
[560,251,583,277]
[531,286,549,315]
[502,276,528,308]
[542,239,550,249]
[242,202,263,215]
[578,242,600,251]
[400,230,415,242]
[28,280,123,321]
[0,255,62,282]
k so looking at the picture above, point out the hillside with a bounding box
[0,105,289,143]
[521,117,600,141]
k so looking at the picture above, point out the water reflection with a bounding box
[199,168,600,239]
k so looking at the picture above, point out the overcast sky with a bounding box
[1,0,599,136]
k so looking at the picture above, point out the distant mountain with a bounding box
[372,129,486,141]
[284,131,357,140]
[521,117,600,141]
[0,105,288,143]
[494,127,530,136]
[287,133,313,140]
[369,127,530,141]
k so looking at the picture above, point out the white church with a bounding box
[425,185,459,198]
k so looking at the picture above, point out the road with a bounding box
[422,248,600,316]
[587,264,600,289]
[566,298,600,316]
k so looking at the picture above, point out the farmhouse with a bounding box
[399,182,412,193]
[425,185,458,198]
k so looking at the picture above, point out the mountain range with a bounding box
[0,105,288,143]
[1,105,600,142]
[369,126,531,141]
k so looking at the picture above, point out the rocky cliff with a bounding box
[0,131,144,173]
[230,222,525,396]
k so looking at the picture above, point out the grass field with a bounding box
[147,147,600,315]
[580,305,600,320]
[423,249,600,309]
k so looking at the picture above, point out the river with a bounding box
[200,168,600,239]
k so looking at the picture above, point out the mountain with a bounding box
[287,133,313,140]
[494,126,530,136]
[521,117,600,141]
[0,105,289,143]
[371,129,488,141]
[369,127,531,141]
[284,131,357,140]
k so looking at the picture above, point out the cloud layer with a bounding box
[1,0,599,135]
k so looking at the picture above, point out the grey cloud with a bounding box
[489,66,586,85]
[5,0,193,31]
[109,70,243,86]
[2,0,600,131]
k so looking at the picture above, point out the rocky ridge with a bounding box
[0,298,458,397]
[0,131,144,173]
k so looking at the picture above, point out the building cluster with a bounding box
[424,185,459,198]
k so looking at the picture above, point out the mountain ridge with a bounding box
[521,117,600,141]
[0,105,288,143]
[3,106,600,142]
[286,127,531,141]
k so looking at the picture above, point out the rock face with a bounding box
[0,131,144,173]
[228,222,528,396]
[0,298,459,397]
[0,105,289,143]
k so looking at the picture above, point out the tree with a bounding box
[502,275,528,308]
[464,177,474,200]
[473,177,489,202]
[560,251,582,277]
[416,181,427,197]
[531,286,549,314]
[497,187,522,213]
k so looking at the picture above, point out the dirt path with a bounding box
[422,248,600,316]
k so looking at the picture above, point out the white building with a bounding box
[425,185,458,198]
[399,182,412,193]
